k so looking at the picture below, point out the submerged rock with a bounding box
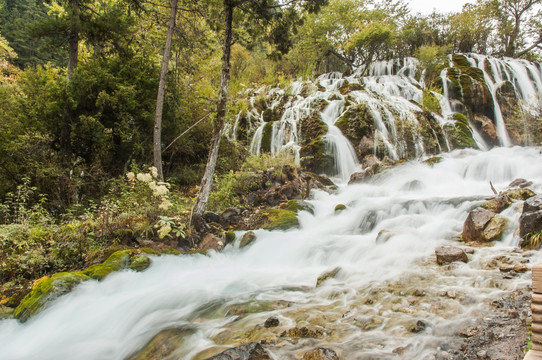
[435,246,468,265]
[264,316,280,328]
[128,328,191,360]
[240,231,257,248]
[316,267,341,286]
[302,347,339,360]
[204,342,271,360]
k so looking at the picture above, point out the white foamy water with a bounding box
[1,146,541,359]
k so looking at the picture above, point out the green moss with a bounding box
[424,156,442,166]
[261,209,299,230]
[506,188,535,201]
[261,121,274,153]
[448,113,477,149]
[83,264,115,280]
[335,103,374,144]
[300,138,333,173]
[339,81,364,95]
[102,250,132,270]
[129,255,152,272]
[14,272,90,322]
[224,231,236,244]
[161,248,181,255]
[240,231,257,248]
[334,204,346,212]
[422,89,441,115]
[140,247,161,256]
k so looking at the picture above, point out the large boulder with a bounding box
[435,246,468,265]
[204,342,271,360]
[462,207,508,243]
[473,114,498,147]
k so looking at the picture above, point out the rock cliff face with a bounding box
[227,54,542,171]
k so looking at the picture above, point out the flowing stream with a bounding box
[1,146,542,360]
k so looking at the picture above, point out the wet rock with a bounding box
[481,194,511,213]
[199,233,224,252]
[280,326,324,338]
[376,229,394,244]
[248,208,299,231]
[509,178,533,189]
[334,204,346,212]
[128,328,191,360]
[408,320,428,333]
[240,231,257,248]
[473,114,498,147]
[463,207,507,242]
[435,246,468,265]
[401,180,425,191]
[504,188,536,201]
[316,267,341,286]
[302,347,339,360]
[264,316,279,328]
[204,342,271,360]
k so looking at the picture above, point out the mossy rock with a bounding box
[300,111,328,146]
[224,231,236,244]
[129,255,152,271]
[452,54,471,68]
[14,272,91,322]
[424,156,442,166]
[262,108,280,122]
[260,209,299,230]
[240,231,257,248]
[161,248,181,255]
[506,188,536,201]
[334,204,346,212]
[261,121,274,153]
[335,103,374,146]
[422,90,441,115]
[300,138,333,173]
[446,113,477,149]
[339,81,364,95]
[0,304,15,319]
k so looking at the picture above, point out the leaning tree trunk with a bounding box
[192,1,234,218]
[153,0,178,180]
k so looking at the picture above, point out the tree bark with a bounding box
[153,0,178,180]
[193,0,234,217]
[59,0,80,206]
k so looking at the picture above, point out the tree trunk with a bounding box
[193,1,234,217]
[59,1,80,206]
[153,0,178,180]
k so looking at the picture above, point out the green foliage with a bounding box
[415,45,448,86]
[422,89,442,114]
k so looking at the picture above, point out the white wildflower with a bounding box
[148,181,157,191]
[149,166,158,178]
[154,185,169,196]
[137,172,152,183]
[159,200,172,210]
[126,172,135,180]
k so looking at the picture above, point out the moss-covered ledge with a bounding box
[14,249,154,322]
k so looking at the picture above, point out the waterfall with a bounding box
[1,147,542,359]
[320,100,360,183]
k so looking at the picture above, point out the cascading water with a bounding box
[1,146,542,360]
[320,100,360,183]
[242,54,541,170]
